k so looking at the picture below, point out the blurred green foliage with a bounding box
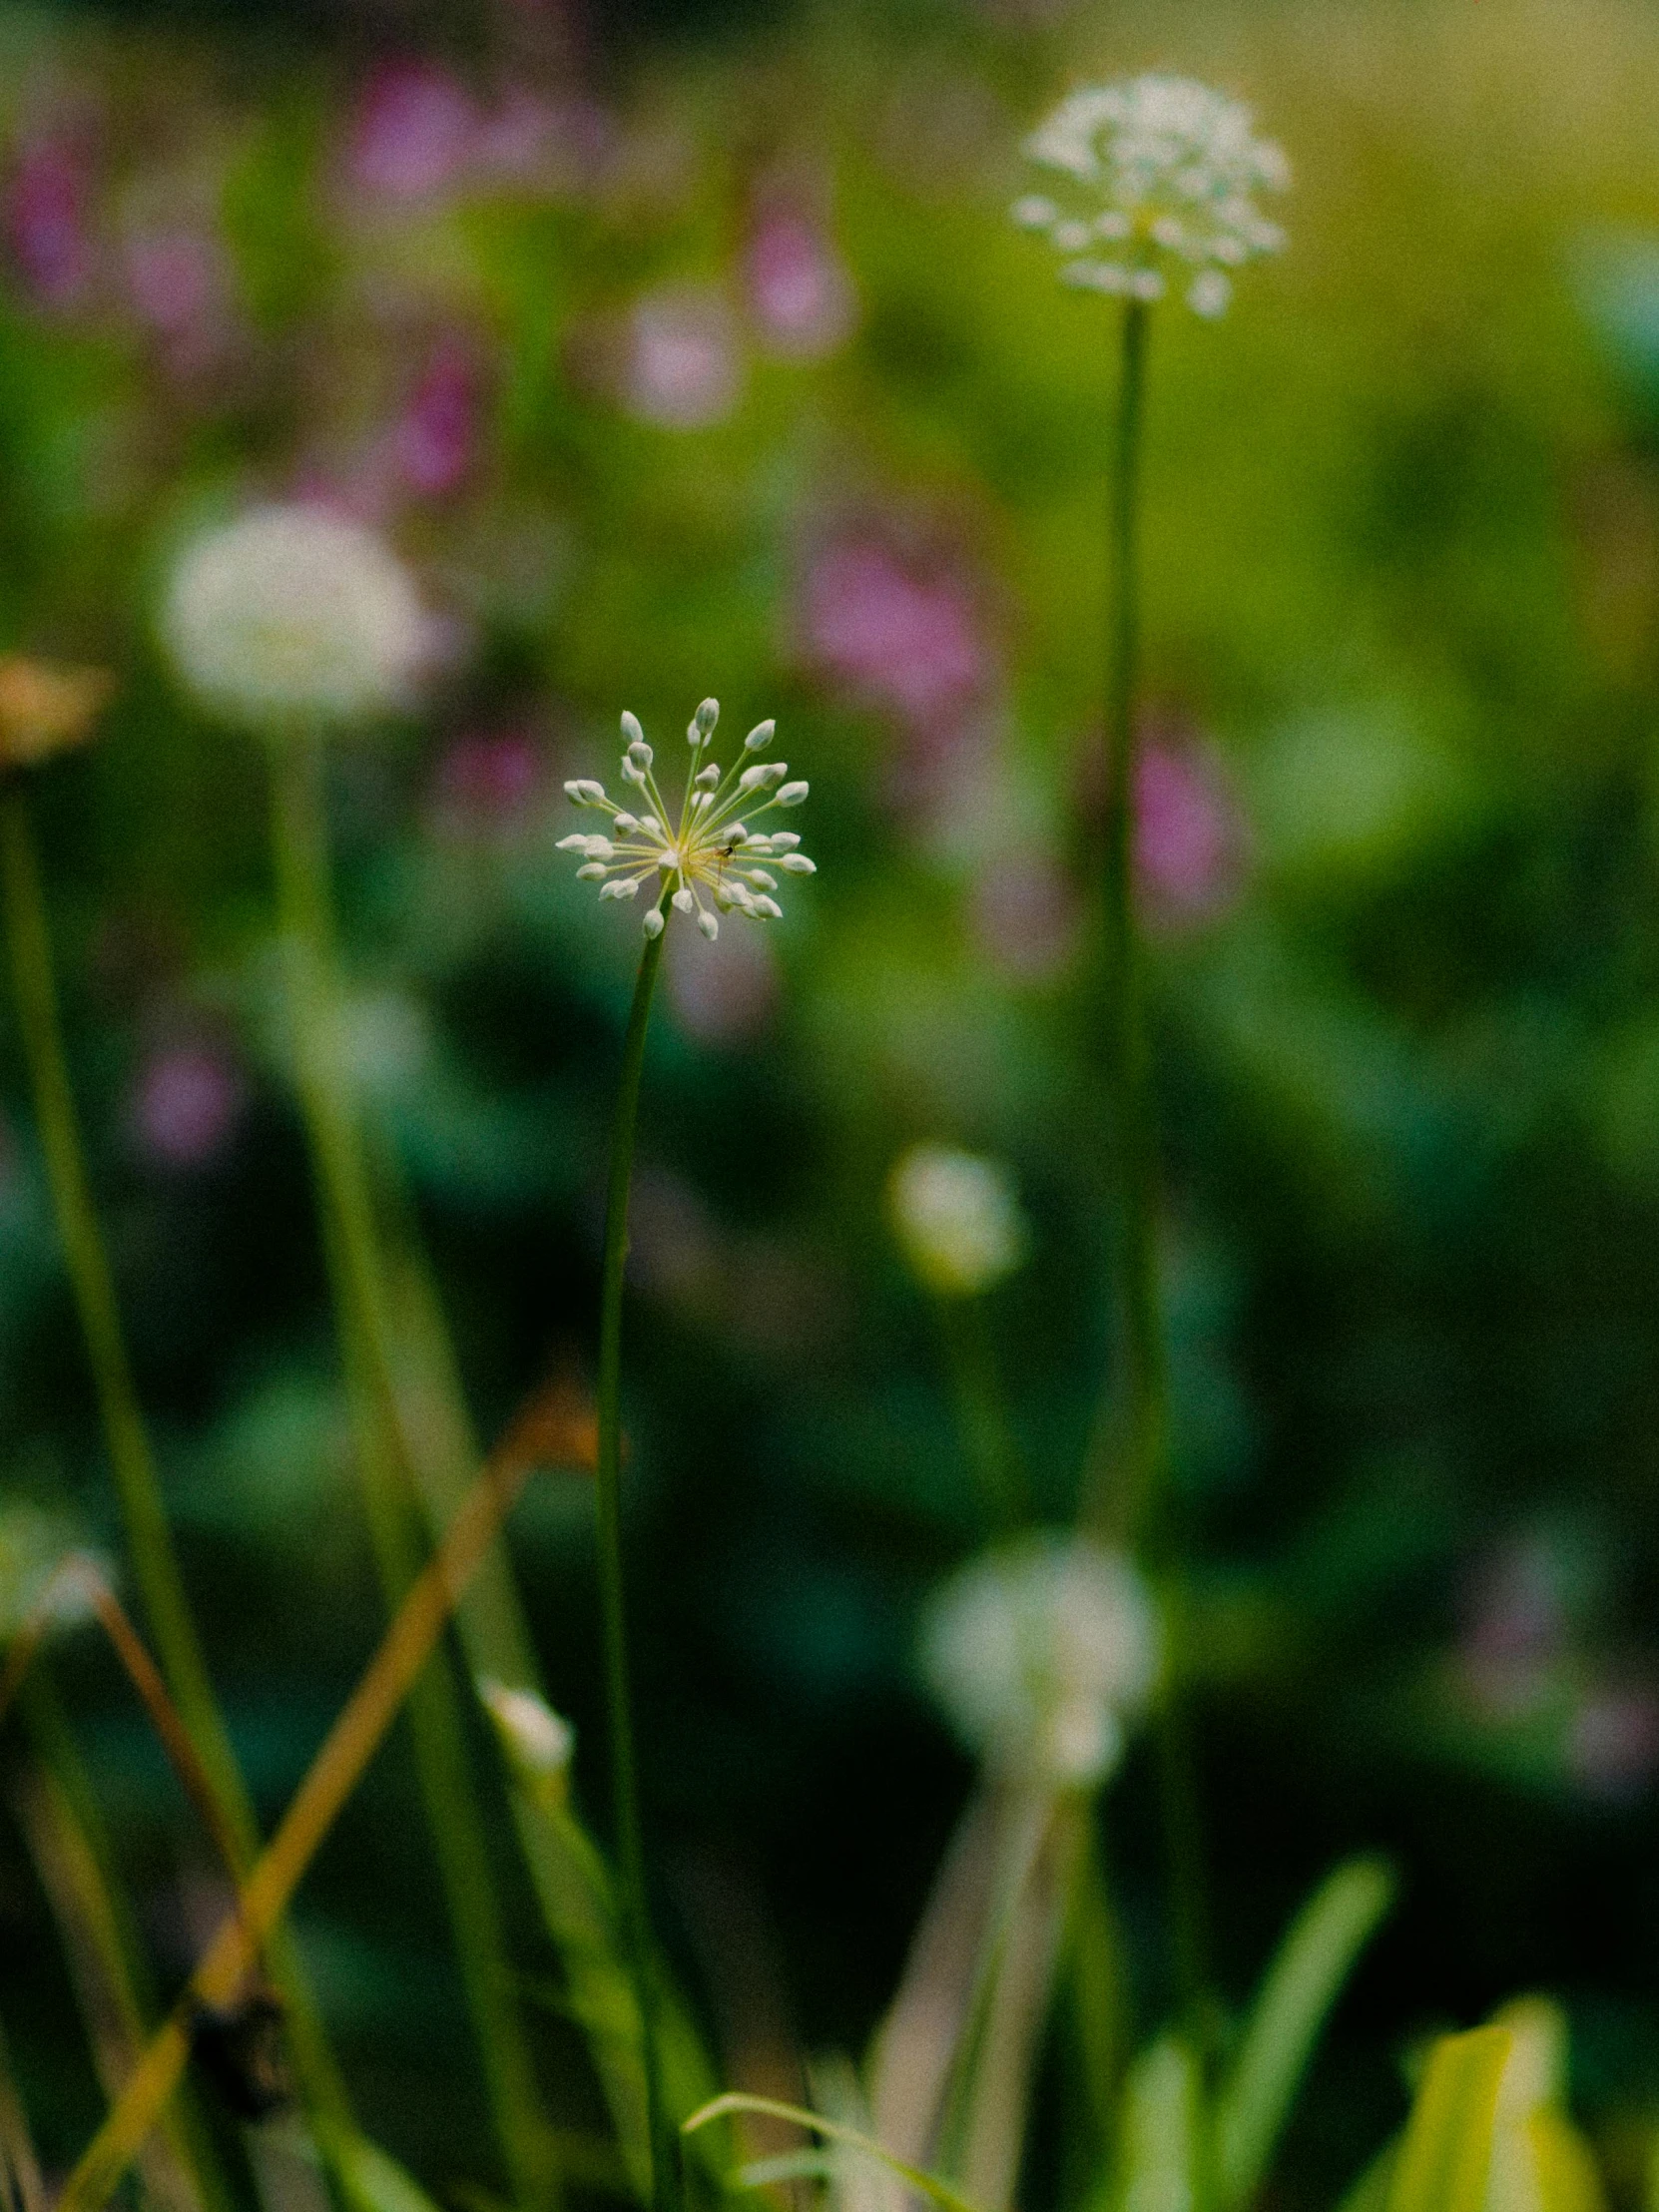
[3,0,1659,2207]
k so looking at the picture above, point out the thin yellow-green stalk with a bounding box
[0,777,354,2140]
[268,728,557,2212]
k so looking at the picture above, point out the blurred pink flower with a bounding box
[430,730,546,830]
[1134,740,1244,925]
[394,340,478,498]
[746,211,855,358]
[625,285,742,428]
[1567,1688,1659,1804]
[8,136,93,303]
[348,63,478,201]
[124,229,232,371]
[970,852,1081,980]
[132,1042,246,1171]
[666,912,780,1043]
[803,538,990,725]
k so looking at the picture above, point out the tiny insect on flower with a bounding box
[560,700,817,941]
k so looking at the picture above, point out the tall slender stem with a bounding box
[268,730,556,2212]
[594,918,674,2212]
[0,778,354,2144]
[936,1296,1026,1531]
[1096,298,1169,1549]
[1088,304,1213,2053]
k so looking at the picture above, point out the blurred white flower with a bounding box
[478,1677,576,1780]
[887,1145,1029,1298]
[920,1535,1160,1789]
[1013,76,1288,316]
[560,699,815,942]
[162,505,432,736]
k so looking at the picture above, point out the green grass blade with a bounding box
[1216,1857,1395,2210]
[683,2093,987,2212]
[484,1685,722,2200]
[335,2134,452,2212]
[1113,2037,1201,2212]
[1384,2028,1513,2212]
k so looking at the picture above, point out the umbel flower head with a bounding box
[888,1144,1030,1299]
[560,698,815,942]
[1012,75,1289,317]
[162,504,432,738]
[920,1535,1160,1790]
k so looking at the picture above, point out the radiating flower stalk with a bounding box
[1013,77,1289,2067]
[163,507,556,2212]
[0,657,357,2163]
[563,698,814,2212]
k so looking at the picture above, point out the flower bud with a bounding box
[887,1144,1028,1299]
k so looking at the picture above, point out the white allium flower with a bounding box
[920,1535,1160,1790]
[559,699,816,942]
[478,1677,576,1779]
[887,1145,1029,1299]
[162,505,432,735]
[1014,76,1289,317]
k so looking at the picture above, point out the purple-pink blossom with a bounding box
[431,731,546,830]
[348,62,478,201]
[746,210,855,358]
[624,285,743,428]
[8,135,93,304]
[132,1042,246,1171]
[803,537,990,725]
[1134,738,1244,924]
[394,340,479,498]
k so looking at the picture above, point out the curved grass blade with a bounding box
[53,1386,592,2212]
[683,2093,986,2212]
[483,1683,721,2200]
[1384,2027,1512,2212]
[1215,1857,1395,2210]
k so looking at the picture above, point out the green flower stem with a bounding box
[935,1295,1026,1531]
[1095,297,1169,1548]
[268,729,556,2212]
[0,778,355,2146]
[1087,302,1214,2057]
[594,915,675,2212]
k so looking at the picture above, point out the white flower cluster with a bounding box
[163,505,432,736]
[1012,75,1289,318]
[887,1145,1029,1299]
[920,1535,1160,1790]
[559,698,815,942]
